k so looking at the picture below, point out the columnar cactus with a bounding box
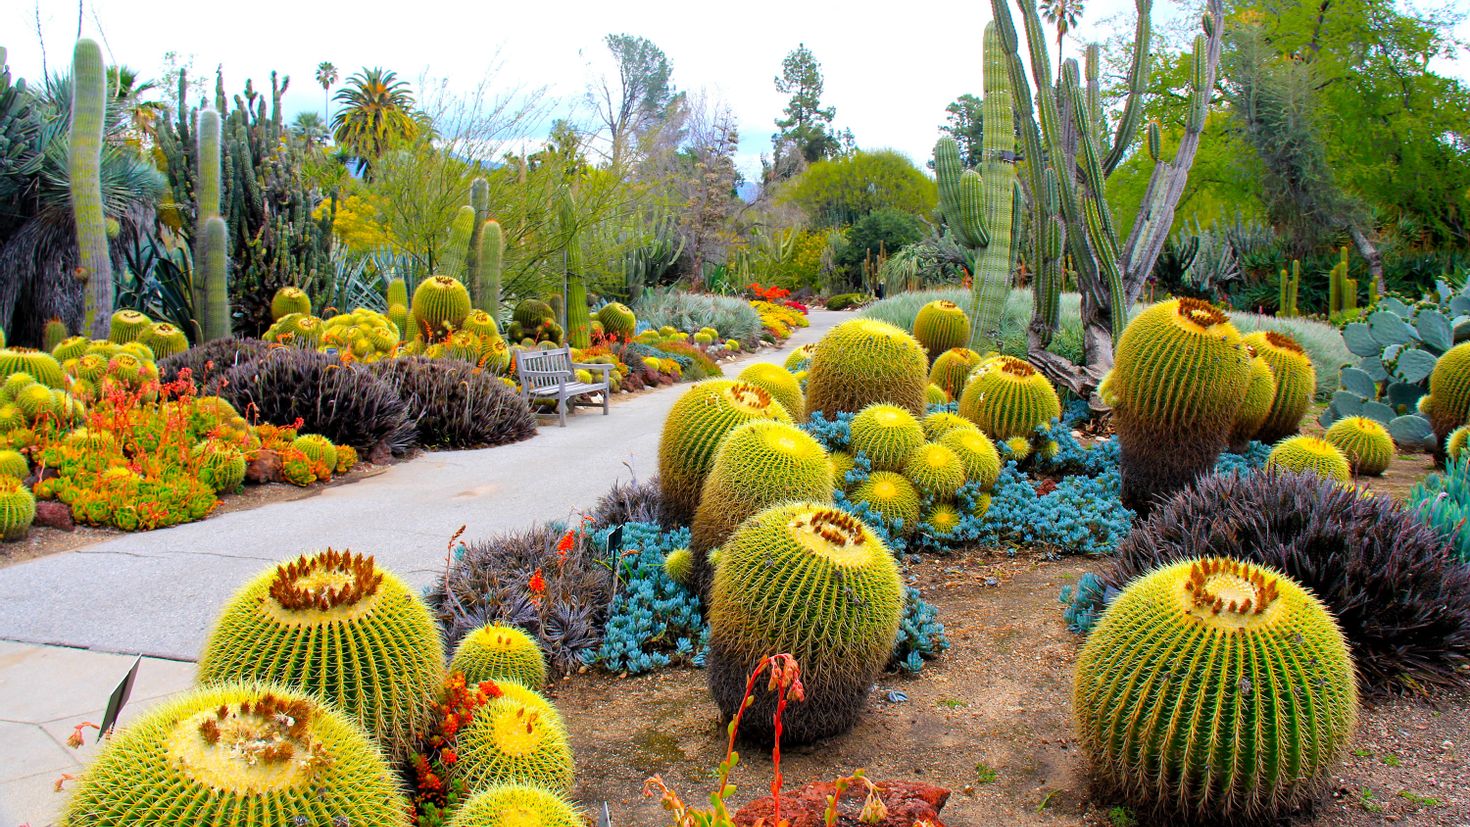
[442,205,476,279]
[61,683,408,827]
[1277,259,1301,317]
[480,219,504,318]
[467,177,490,302]
[200,216,231,340]
[1075,558,1358,822]
[193,107,222,332]
[69,39,111,339]
[1108,298,1251,515]
[707,504,903,745]
[196,549,445,756]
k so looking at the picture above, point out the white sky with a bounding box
[6,0,1468,182]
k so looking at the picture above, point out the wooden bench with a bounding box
[515,347,611,427]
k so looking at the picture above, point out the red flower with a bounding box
[528,568,546,604]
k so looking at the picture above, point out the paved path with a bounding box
[0,310,842,661]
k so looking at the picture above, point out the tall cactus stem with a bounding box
[69,39,111,339]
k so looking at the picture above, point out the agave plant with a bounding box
[1321,279,1470,448]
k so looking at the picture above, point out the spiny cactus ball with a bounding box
[829,450,855,487]
[707,503,903,744]
[61,682,407,827]
[925,502,963,534]
[1448,425,1470,463]
[512,299,555,328]
[0,348,67,389]
[454,694,575,794]
[412,276,473,341]
[658,380,793,525]
[912,300,972,360]
[0,448,27,479]
[1228,348,1278,452]
[958,355,1061,440]
[1324,416,1395,476]
[849,403,925,472]
[663,547,694,588]
[922,411,976,441]
[289,434,337,470]
[449,624,549,689]
[850,470,921,531]
[783,342,818,372]
[939,427,1001,490]
[1075,558,1357,823]
[737,362,805,423]
[1267,435,1353,483]
[270,286,312,321]
[107,309,152,344]
[804,319,928,418]
[903,442,966,499]
[462,308,501,339]
[929,347,984,401]
[924,383,949,406]
[1243,330,1316,443]
[196,549,445,756]
[444,785,584,827]
[690,420,832,592]
[1109,298,1252,516]
[52,335,90,362]
[596,302,637,339]
[139,323,189,359]
[0,475,36,541]
[191,440,246,493]
[1420,341,1470,452]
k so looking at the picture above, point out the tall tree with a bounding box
[589,34,681,169]
[315,61,337,122]
[331,67,417,172]
[683,103,740,288]
[940,93,985,167]
[771,44,840,176]
[1039,0,1086,78]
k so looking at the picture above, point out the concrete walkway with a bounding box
[0,310,843,827]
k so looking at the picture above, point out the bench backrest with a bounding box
[516,347,573,392]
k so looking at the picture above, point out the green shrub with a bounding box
[634,288,762,347]
[825,292,866,310]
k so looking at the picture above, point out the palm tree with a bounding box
[1039,0,1086,79]
[291,111,328,148]
[330,67,418,172]
[315,61,337,121]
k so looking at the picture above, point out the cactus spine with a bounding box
[560,197,591,349]
[69,39,111,339]
[933,23,1018,352]
[442,205,476,279]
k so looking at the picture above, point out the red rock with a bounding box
[733,779,949,827]
[368,441,393,465]
[246,449,283,484]
[33,501,74,532]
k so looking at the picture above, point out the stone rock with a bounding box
[733,779,949,827]
[246,449,283,484]
[368,441,393,466]
[33,501,74,532]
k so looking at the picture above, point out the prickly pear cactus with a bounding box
[1075,558,1358,823]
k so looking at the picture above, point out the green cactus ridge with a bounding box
[412,276,473,341]
[449,624,549,689]
[1075,557,1358,822]
[690,420,832,590]
[108,310,152,345]
[737,363,804,422]
[849,403,926,472]
[850,470,922,530]
[454,694,575,794]
[939,427,1001,490]
[0,476,35,541]
[707,503,904,745]
[69,39,111,338]
[62,682,408,827]
[1267,435,1353,483]
[387,278,409,309]
[904,442,967,499]
[912,300,972,360]
[200,217,231,341]
[658,380,793,525]
[804,319,929,418]
[1229,350,1278,452]
[929,347,984,401]
[1421,341,1470,448]
[0,348,67,388]
[1243,330,1316,444]
[445,784,585,827]
[196,549,445,756]
[270,287,312,321]
[1324,416,1394,476]
[958,355,1062,440]
[565,278,591,349]
[513,299,555,328]
[923,410,977,441]
[480,220,505,315]
[1448,425,1470,463]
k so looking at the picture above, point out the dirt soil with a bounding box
[0,462,384,567]
[550,550,1470,826]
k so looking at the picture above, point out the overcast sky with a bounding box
[5,0,1468,181]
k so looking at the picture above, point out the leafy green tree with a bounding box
[835,208,926,288]
[778,149,937,227]
[331,67,418,172]
[940,93,985,167]
[771,44,840,175]
[589,34,682,169]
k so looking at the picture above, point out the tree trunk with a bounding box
[1348,224,1385,295]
